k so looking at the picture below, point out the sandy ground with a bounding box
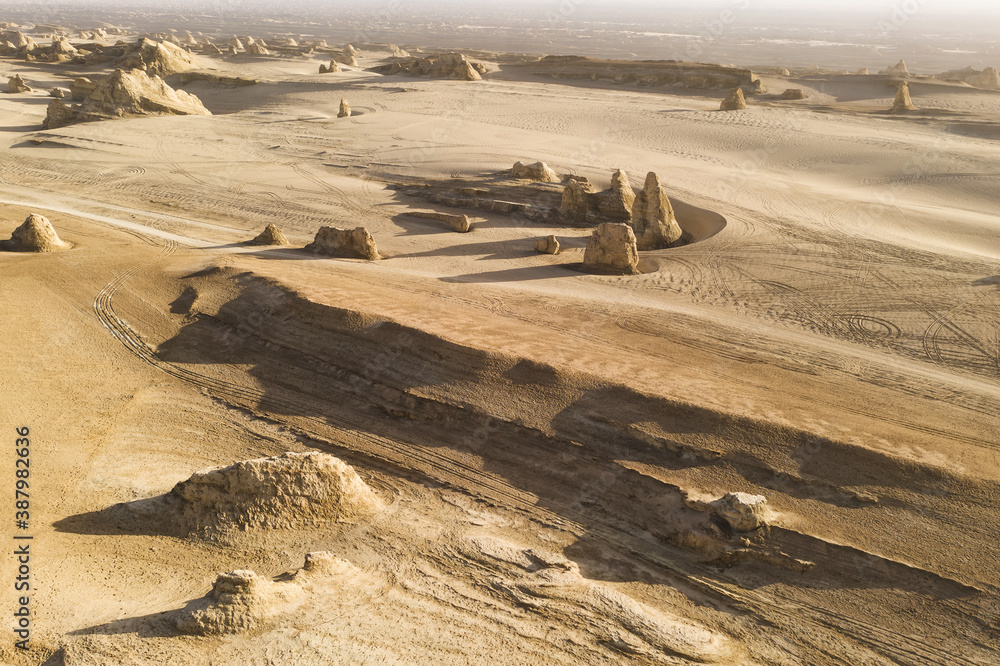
[0,32,999,666]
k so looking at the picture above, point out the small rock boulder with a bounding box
[630,172,683,250]
[48,87,67,98]
[535,235,559,254]
[720,88,746,110]
[890,81,915,113]
[582,223,639,275]
[405,210,471,233]
[711,492,768,532]
[7,74,31,93]
[338,98,351,118]
[247,224,288,246]
[780,88,805,100]
[512,161,558,182]
[306,226,380,260]
[2,213,70,252]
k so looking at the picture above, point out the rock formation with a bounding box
[582,223,639,275]
[630,172,683,249]
[935,66,1000,90]
[370,52,486,81]
[7,74,31,93]
[711,492,768,531]
[48,87,67,98]
[780,88,806,100]
[406,211,472,232]
[169,452,381,535]
[535,235,559,254]
[70,77,96,100]
[117,38,201,77]
[246,42,269,55]
[890,81,916,113]
[390,44,409,58]
[336,54,359,67]
[518,56,757,91]
[43,68,211,129]
[880,59,910,77]
[248,224,289,246]
[306,226,380,260]
[319,60,341,74]
[338,98,351,118]
[511,161,558,182]
[857,67,870,75]
[1,214,70,252]
[229,37,244,51]
[719,88,746,110]
[595,169,636,222]
[559,178,595,223]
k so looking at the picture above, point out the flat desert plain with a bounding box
[0,14,998,666]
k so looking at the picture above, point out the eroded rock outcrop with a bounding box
[582,223,639,275]
[719,87,746,110]
[630,172,682,250]
[890,81,915,113]
[117,38,201,77]
[248,224,289,246]
[370,52,486,80]
[535,235,559,254]
[880,59,910,77]
[319,59,341,74]
[512,161,558,182]
[43,68,211,129]
[711,492,769,532]
[935,66,1000,90]
[7,74,31,93]
[406,210,472,232]
[595,169,636,222]
[559,178,595,223]
[246,42,269,56]
[70,77,96,100]
[1,213,70,252]
[780,88,805,100]
[338,98,351,118]
[306,226,380,260]
[169,452,382,535]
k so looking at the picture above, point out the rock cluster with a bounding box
[512,161,558,182]
[43,68,211,129]
[719,87,747,110]
[582,223,639,275]
[247,224,289,246]
[1,214,70,252]
[935,66,1000,90]
[168,452,382,535]
[890,81,915,113]
[535,235,559,254]
[370,52,486,81]
[319,60,341,74]
[7,74,31,93]
[306,226,380,260]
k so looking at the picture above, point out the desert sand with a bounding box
[0,9,999,666]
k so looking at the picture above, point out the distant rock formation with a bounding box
[248,224,289,246]
[582,223,639,275]
[595,169,636,222]
[880,59,910,77]
[229,36,244,51]
[246,42,269,55]
[780,88,805,100]
[117,38,201,77]
[169,452,381,535]
[319,60,341,74]
[7,74,31,93]
[370,52,486,81]
[935,66,1000,90]
[306,226,380,260]
[519,56,756,90]
[535,235,559,254]
[890,81,915,113]
[1,214,70,252]
[512,161,558,182]
[630,172,682,250]
[389,44,409,58]
[741,78,766,95]
[44,68,210,129]
[338,98,351,118]
[203,43,222,55]
[719,88,746,110]
[405,210,472,232]
[711,492,768,531]
[857,67,870,75]
[343,43,358,57]
[560,178,596,223]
